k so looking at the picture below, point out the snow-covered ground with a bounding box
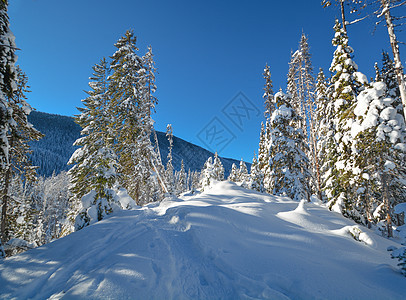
[0,181,405,299]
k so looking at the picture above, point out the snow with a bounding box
[1,181,405,299]
[394,202,406,214]
[353,71,367,84]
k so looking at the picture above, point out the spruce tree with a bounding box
[353,81,406,234]
[0,0,17,246]
[200,157,214,191]
[1,67,42,243]
[175,160,187,195]
[109,30,157,205]
[249,153,264,192]
[315,68,333,202]
[238,159,249,188]
[263,64,274,117]
[227,163,239,183]
[268,91,311,201]
[212,151,225,181]
[324,19,367,213]
[165,124,175,195]
[68,58,120,230]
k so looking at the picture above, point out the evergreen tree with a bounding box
[381,51,401,109]
[68,58,120,230]
[1,66,42,247]
[263,64,274,117]
[212,151,225,181]
[352,81,406,234]
[175,160,187,195]
[109,30,157,205]
[323,19,367,212]
[200,157,214,191]
[315,68,332,202]
[257,122,268,175]
[227,163,239,183]
[268,91,311,201]
[238,159,249,188]
[249,153,264,192]
[287,50,302,120]
[0,0,17,246]
[165,124,175,195]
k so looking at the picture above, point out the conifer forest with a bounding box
[1,0,406,298]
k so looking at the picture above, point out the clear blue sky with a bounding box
[9,0,405,162]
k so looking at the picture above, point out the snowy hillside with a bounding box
[28,111,243,177]
[0,181,405,299]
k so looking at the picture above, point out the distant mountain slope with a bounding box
[28,111,244,177]
[0,181,404,299]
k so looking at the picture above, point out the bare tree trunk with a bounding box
[340,0,348,33]
[381,0,406,122]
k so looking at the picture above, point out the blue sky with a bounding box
[9,0,405,162]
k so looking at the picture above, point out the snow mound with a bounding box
[0,181,405,299]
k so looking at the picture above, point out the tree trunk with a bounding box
[1,166,11,244]
[381,172,393,238]
[340,0,347,33]
[381,0,406,122]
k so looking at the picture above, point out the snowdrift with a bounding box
[0,181,405,299]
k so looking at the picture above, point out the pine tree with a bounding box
[381,51,401,108]
[227,163,239,182]
[238,159,249,188]
[315,68,333,202]
[68,58,120,230]
[1,67,42,245]
[257,122,268,175]
[165,124,175,195]
[0,0,17,246]
[352,81,406,234]
[263,64,274,117]
[323,19,368,213]
[268,91,311,201]
[249,153,264,192]
[175,160,187,195]
[212,152,225,181]
[109,30,157,205]
[200,157,214,191]
[287,50,302,121]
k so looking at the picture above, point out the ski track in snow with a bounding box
[1,181,405,299]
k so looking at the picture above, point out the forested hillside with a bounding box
[27,111,242,177]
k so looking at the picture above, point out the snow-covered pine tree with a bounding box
[263,64,274,117]
[268,91,311,201]
[165,124,175,195]
[380,51,401,110]
[352,81,406,235]
[249,153,264,192]
[257,122,268,183]
[109,30,157,205]
[238,159,249,188]
[175,160,187,195]
[0,0,17,246]
[227,163,239,183]
[1,67,42,247]
[200,157,214,191]
[298,33,322,199]
[376,0,406,122]
[287,50,302,122]
[68,58,121,231]
[190,170,201,192]
[213,152,225,182]
[315,68,333,202]
[324,19,368,214]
